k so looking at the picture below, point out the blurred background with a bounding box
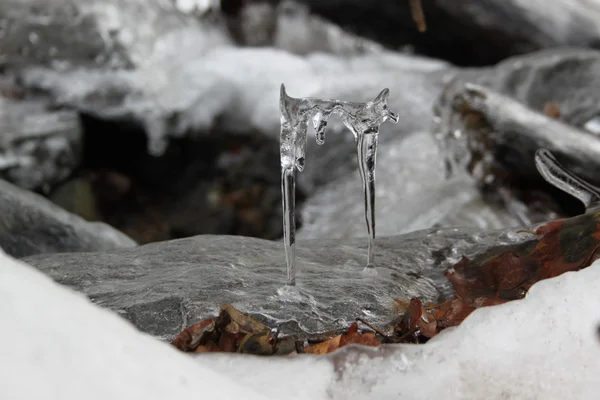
[3,0,600,248]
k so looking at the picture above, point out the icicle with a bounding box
[535,149,600,210]
[279,84,398,285]
[312,112,328,145]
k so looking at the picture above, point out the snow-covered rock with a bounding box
[201,262,600,399]
[0,178,136,258]
[3,243,600,399]
[0,247,268,400]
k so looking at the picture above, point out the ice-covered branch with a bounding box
[279,84,398,285]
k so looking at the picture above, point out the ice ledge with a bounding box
[2,246,600,399]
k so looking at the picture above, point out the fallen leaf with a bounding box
[305,323,380,354]
[171,318,215,352]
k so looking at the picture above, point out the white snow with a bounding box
[0,249,268,400]
[2,246,600,399]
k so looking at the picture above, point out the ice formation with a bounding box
[7,237,600,400]
[279,84,398,285]
[535,148,600,210]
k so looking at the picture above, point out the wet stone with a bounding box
[23,228,534,340]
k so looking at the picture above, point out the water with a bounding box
[279,84,398,284]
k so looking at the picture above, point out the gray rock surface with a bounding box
[0,178,136,258]
[467,48,600,130]
[23,227,534,340]
[0,89,82,192]
[290,0,600,65]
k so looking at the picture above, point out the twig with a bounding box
[356,318,388,337]
[410,0,427,32]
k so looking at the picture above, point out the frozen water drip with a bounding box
[279,84,398,285]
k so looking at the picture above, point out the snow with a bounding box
[0,248,268,400]
[2,243,600,399]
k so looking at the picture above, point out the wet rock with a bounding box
[23,227,533,340]
[435,81,600,189]
[289,0,600,66]
[429,49,600,217]
[0,94,82,192]
[467,48,600,130]
[0,177,136,258]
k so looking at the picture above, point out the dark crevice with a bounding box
[48,114,305,244]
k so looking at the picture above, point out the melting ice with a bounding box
[279,84,399,285]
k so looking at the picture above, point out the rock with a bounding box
[467,48,600,131]
[0,247,268,400]
[23,226,535,340]
[0,0,232,69]
[434,80,600,191]
[49,176,102,221]
[290,0,600,65]
[6,232,600,400]
[200,261,600,400]
[0,94,82,192]
[0,178,136,258]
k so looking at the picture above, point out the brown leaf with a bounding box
[305,323,380,354]
[237,331,276,355]
[218,331,245,352]
[171,318,215,352]
[304,335,342,355]
[543,102,561,119]
[195,340,220,353]
[220,305,269,334]
[395,212,600,341]
[339,323,381,347]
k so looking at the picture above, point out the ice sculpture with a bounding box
[279,84,399,285]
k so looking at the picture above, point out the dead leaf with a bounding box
[543,102,561,119]
[305,323,380,354]
[171,318,215,352]
[395,212,600,340]
[195,340,220,353]
[304,335,341,355]
[237,330,276,355]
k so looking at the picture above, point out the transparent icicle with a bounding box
[535,149,600,210]
[279,84,399,285]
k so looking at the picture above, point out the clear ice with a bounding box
[534,149,600,210]
[279,84,399,285]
